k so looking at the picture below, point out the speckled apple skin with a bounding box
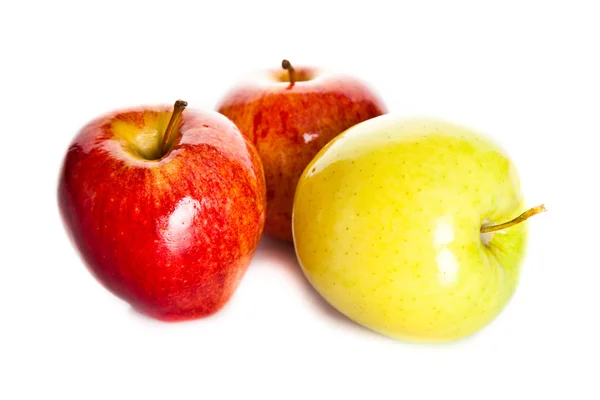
[58,106,266,321]
[217,67,387,241]
[293,116,528,342]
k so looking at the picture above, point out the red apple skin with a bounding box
[58,106,266,321]
[216,66,387,241]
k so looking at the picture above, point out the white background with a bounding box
[1,0,599,399]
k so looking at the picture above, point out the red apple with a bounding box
[58,101,266,321]
[216,60,387,241]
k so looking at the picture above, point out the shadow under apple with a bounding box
[253,236,380,338]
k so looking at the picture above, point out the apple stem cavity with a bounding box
[282,59,296,86]
[161,99,188,156]
[480,204,547,233]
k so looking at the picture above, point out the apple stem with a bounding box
[282,59,296,85]
[161,100,188,156]
[480,204,547,233]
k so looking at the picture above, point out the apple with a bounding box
[58,100,266,321]
[292,116,545,342]
[216,60,387,241]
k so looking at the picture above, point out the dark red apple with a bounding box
[58,101,266,321]
[216,60,387,241]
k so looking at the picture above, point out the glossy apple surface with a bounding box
[58,104,266,321]
[217,62,386,241]
[293,116,532,342]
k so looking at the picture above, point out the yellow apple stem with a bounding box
[161,100,188,156]
[481,204,547,233]
[281,59,296,85]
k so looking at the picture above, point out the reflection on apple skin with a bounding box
[160,196,202,253]
[433,216,459,286]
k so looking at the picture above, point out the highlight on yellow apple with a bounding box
[292,115,545,343]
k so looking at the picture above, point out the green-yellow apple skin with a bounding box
[292,116,529,342]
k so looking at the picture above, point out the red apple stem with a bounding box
[480,204,547,233]
[161,100,188,156]
[281,59,296,85]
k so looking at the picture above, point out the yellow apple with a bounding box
[292,116,544,342]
